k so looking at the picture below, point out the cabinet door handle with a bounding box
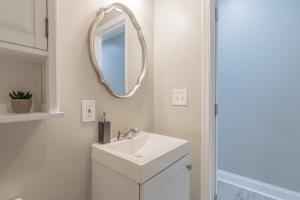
[187,165,192,170]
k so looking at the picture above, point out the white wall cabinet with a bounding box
[92,155,190,200]
[0,0,63,124]
[0,0,47,50]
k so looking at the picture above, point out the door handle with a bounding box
[187,165,192,170]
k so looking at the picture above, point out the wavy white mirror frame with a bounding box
[88,3,148,98]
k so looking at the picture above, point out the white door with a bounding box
[0,0,47,50]
[140,155,190,200]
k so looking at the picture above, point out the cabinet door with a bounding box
[140,155,190,200]
[0,0,47,50]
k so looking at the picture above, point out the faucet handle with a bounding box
[115,128,128,140]
[117,131,122,140]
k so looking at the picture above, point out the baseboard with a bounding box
[218,170,300,200]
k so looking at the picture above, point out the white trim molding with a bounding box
[200,0,216,199]
[218,170,300,200]
[47,0,61,113]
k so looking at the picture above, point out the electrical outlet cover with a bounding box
[172,89,188,106]
[82,100,96,122]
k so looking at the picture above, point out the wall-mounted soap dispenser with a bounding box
[98,112,110,144]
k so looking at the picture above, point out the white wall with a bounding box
[0,0,154,200]
[217,0,300,193]
[154,0,202,199]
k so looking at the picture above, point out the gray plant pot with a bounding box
[11,99,32,113]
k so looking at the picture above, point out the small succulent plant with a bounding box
[9,91,33,100]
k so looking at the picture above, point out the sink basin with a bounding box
[91,132,189,183]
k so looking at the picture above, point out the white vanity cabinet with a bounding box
[91,132,190,200]
[92,155,190,200]
[0,0,47,50]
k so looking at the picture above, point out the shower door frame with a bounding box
[200,0,217,199]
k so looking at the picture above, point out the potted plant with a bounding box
[9,91,33,113]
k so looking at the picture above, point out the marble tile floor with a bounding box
[217,181,275,200]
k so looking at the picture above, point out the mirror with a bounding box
[89,3,147,98]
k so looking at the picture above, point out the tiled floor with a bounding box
[217,181,275,200]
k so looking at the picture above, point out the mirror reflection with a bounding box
[94,9,143,96]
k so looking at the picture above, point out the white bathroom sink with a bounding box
[91,132,189,183]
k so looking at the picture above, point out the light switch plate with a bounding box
[82,100,96,122]
[172,89,188,106]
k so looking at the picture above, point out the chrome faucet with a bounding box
[125,127,139,139]
[117,127,140,140]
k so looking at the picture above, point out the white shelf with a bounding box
[0,112,64,124]
[0,41,48,64]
